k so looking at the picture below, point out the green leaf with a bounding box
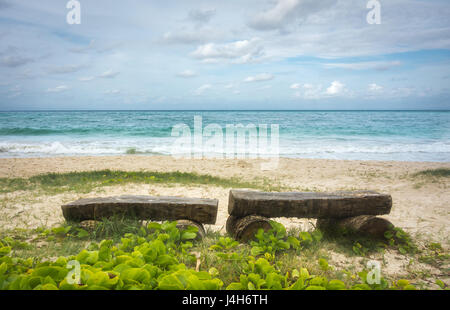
[208,267,219,277]
[32,266,68,281]
[0,246,11,257]
[0,262,7,275]
[251,246,265,256]
[311,230,323,242]
[120,268,150,284]
[396,279,410,288]
[156,255,178,268]
[318,258,330,271]
[299,268,309,280]
[309,276,328,287]
[287,236,300,249]
[290,278,306,290]
[76,228,89,239]
[158,274,185,290]
[226,282,244,290]
[305,285,326,290]
[40,283,59,290]
[327,279,346,290]
[202,279,223,290]
[147,222,162,231]
[299,232,313,244]
[291,269,300,279]
[181,231,197,241]
[436,279,445,289]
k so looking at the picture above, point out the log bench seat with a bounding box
[226,189,394,242]
[61,195,219,239]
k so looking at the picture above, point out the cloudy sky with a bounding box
[0,0,450,110]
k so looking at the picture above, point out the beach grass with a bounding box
[0,169,286,194]
[414,168,450,178]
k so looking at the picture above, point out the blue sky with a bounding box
[0,0,450,110]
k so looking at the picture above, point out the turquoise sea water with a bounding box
[0,111,449,162]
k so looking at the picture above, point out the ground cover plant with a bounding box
[1,219,447,290]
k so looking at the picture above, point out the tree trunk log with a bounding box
[226,215,239,236]
[228,190,392,219]
[229,215,272,243]
[175,219,206,240]
[316,215,394,238]
[62,195,218,224]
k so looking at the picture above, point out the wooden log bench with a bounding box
[226,189,393,242]
[61,195,219,239]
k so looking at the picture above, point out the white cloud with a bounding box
[191,38,263,64]
[177,70,197,78]
[98,70,120,79]
[244,73,274,83]
[249,0,300,31]
[46,85,69,93]
[194,84,212,95]
[324,61,401,71]
[162,27,221,45]
[104,89,120,95]
[47,64,85,74]
[368,83,383,91]
[326,81,345,95]
[249,0,337,31]
[292,83,323,99]
[79,76,95,82]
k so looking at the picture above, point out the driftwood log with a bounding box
[61,195,218,224]
[316,215,394,238]
[228,190,392,219]
[227,215,272,243]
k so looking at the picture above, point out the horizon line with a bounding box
[1,109,450,112]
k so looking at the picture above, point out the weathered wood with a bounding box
[226,215,239,236]
[228,190,392,219]
[316,215,394,238]
[176,219,206,240]
[230,215,272,243]
[61,195,218,224]
[79,220,100,232]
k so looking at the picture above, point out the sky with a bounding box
[0,0,450,110]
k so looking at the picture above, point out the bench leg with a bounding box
[316,215,394,238]
[176,219,206,240]
[227,215,271,243]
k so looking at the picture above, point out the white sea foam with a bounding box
[0,137,449,162]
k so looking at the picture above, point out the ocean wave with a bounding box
[0,127,173,137]
[1,139,449,160]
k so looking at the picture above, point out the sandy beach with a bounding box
[1,155,449,246]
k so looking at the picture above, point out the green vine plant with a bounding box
[0,221,445,290]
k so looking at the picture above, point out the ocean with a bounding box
[0,110,449,162]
